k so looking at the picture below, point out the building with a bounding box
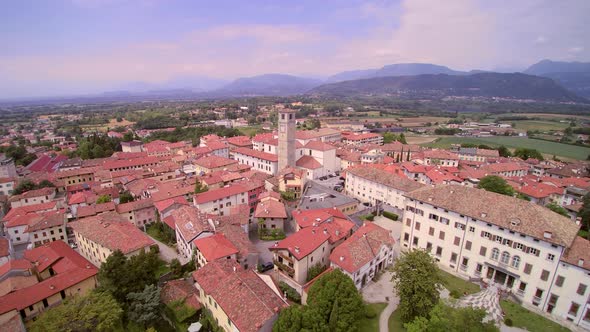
[170,205,214,259]
[193,155,239,175]
[423,149,459,167]
[192,260,288,332]
[9,187,56,209]
[329,222,395,289]
[254,192,288,231]
[0,178,15,196]
[277,167,306,199]
[233,148,279,176]
[457,147,499,162]
[0,241,98,325]
[345,166,423,210]
[4,211,66,247]
[194,183,249,216]
[69,212,155,267]
[296,141,340,180]
[299,181,358,215]
[0,155,17,179]
[121,140,144,153]
[480,162,529,177]
[402,185,590,329]
[278,109,296,171]
[115,198,157,228]
[193,233,239,268]
[341,132,383,146]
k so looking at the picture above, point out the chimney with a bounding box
[339,256,344,262]
[543,231,552,239]
[233,266,237,272]
[295,246,300,253]
[323,228,328,235]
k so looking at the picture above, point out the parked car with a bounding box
[259,262,274,272]
[328,174,336,178]
[319,176,328,180]
[339,177,345,181]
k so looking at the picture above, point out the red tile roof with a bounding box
[193,234,239,262]
[329,222,394,273]
[295,155,322,169]
[292,207,347,229]
[153,197,189,213]
[103,156,161,170]
[304,141,336,151]
[2,201,57,222]
[423,149,459,160]
[342,132,381,141]
[0,260,32,279]
[69,212,154,254]
[170,206,214,241]
[192,261,287,332]
[194,183,248,204]
[76,202,116,218]
[115,198,154,213]
[271,226,330,260]
[0,238,8,257]
[233,147,278,162]
[194,155,238,170]
[254,198,287,219]
[227,136,253,147]
[160,279,201,310]
[562,236,590,271]
[9,187,55,202]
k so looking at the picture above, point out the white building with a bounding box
[193,183,249,216]
[232,147,278,176]
[402,185,589,330]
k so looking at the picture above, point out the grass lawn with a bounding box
[146,224,176,247]
[155,260,171,278]
[423,136,590,160]
[237,125,267,137]
[579,229,589,239]
[358,303,387,332]
[388,308,407,332]
[500,300,571,332]
[439,270,481,297]
[502,120,569,131]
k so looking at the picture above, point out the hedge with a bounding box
[279,281,301,303]
[382,211,399,221]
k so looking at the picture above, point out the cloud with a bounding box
[535,36,547,44]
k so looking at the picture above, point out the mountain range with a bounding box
[92,60,590,103]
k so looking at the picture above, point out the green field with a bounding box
[424,136,590,160]
[503,120,569,131]
[358,303,387,332]
[500,300,570,332]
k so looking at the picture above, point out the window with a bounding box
[439,231,445,240]
[406,218,411,226]
[577,284,587,296]
[584,309,590,322]
[465,241,472,251]
[426,242,432,252]
[528,247,539,256]
[519,282,527,292]
[429,227,435,236]
[555,275,565,287]
[476,264,483,273]
[482,231,491,239]
[415,222,421,231]
[436,247,443,256]
[462,257,469,267]
[454,236,460,246]
[501,251,510,264]
[450,253,457,263]
[468,226,475,233]
[479,246,487,257]
[511,256,520,269]
[413,237,419,246]
[569,302,580,316]
[515,242,524,250]
[403,233,409,242]
[540,270,550,281]
[429,213,439,221]
[495,235,503,244]
[547,253,555,261]
[440,217,450,225]
[454,222,465,230]
[491,248,500,261]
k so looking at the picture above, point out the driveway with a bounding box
[373,215,403,254]
[146,234,189,265]
[362,271,399,332]
[250,235,277,265]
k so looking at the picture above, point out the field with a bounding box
[489,113,590,121]
[80,118,136,132]
[500,300,570,332]
[405,134,440,145]
[424,136,590,160]
[358,303,387,332]
[502,120,569,131]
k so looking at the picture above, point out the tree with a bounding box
[383,132,395,144]
[306,269,365,332]
[273,305,305,332]
[546,202,569,217]
[497,145,511,157]
[13,179,37,195]
[194,180,208,194]
[96,194,111,204]
[127,284,161,328]
[306,263,327,282]
[170,258,183,277]
[29,291,123,332]
[119,191,134,204]
[392,250,441,323]
[478,176,515,196]
[578,193,590,240]
[513,148,544,161]
[399,133,407,144]
[405,302,498,332]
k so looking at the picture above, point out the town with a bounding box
[0,100,588,332]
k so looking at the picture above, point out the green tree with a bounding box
[127,284,161,328]
[119,191,134,204]
[29,291,123,332]
[405,302,498,332]
[546,202,569,217]
[306,269,365,332]
[399,133,407,144]
[306,263,327,282]
[96,194,112,204]
[13,179,37,195]
[383,132,395,144]
[497,145,511,157]
[392,250,441,323]
[513,148,544,161]
[273,305,305,332]
[580,193,590,240]
[170,258,183,277]
[478,175,515,196]
[194,180,208,194]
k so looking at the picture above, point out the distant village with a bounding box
[0,103,589,332]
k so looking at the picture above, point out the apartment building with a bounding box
[170,205,215,259]
[232,147,278,176]
[341,132,383,146]
[401,185,589,329]
[193,233,238,268]
[423,149,459,167]
[194,183,249,216]
[0,178,15,196]
[345,166,423,210]
[9,187,56,209]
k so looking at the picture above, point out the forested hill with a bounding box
[308,73,587,103]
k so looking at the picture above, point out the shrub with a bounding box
[504,318,513,326]
[150,245,160,254]
[365,214,374,221]
[279,282,301,303]
[449,289,462,299]
[382,211,399,221]
[365,305,377,318]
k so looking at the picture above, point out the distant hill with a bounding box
[214,74,322,96]
[524,60,590,98]
[118,76,228,93]
[327,63,465,83]
[309,72,587,102]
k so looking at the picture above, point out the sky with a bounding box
[1,0,589,98]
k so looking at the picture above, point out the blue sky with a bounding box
[1,0,589,98]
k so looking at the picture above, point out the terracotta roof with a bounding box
[342,132,381,141]
[254,199,287,219]
[227,136,253,147]
[405,185,579,247]
[24,212,65,232]
[347,166,424,192]
[76,202,116,218]
[233,147,278,162]
[0,260,32,279]
[292,207,348,229]
[69,212,154,254]
[270,226,330,260]
[561,236,590,271]
[193,234,239,262]
[194,183,248,204]
[0,238,8,257]
[170,206,214,242]
[424,168,463,184]
[329,222,394,273]
[480,162,529,174]
[192,261,287,332]
[194,155,238,169]
[295,128,340,140]
[514,182,563,199]
[423,149,459,160]
[2,201,57,222]
[295,156,322,169]
[115,198,154,213]
[304,141,336,151]
[258,191,281,201]
[0,311,26,332]
[160,279,201,310]
[9,187,55,202]
[153,197,189,213]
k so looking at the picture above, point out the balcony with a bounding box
[532,296,542,306]
[274,260,295,278]
[516,289,525,297]
[460,264,468,272]
[277,253,293,264]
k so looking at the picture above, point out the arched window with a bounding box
[501,251,510,264]
[491,248,500,261]
[511,256,521,269]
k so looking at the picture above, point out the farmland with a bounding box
[501,120,569,131]
[423,136,590,160]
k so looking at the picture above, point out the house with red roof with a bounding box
[227,136,253,150]
[69,212,155,267]
[194,183,249,216]
[153,196,189,220]
[329,222,395,289]
[192,260,288,332]
[193,155,238,175]
[423,149,459,167]
[169,205,215,260]
[341,132,383,146]
[115,198,156,228]
[479,162,529,177]
[9,187,56,209]
[254,191,288,231]
[193,233,239,268]
[277,167,306,199]
[233,147,279,176]
[0,241,98,325]
[5,211,66,247]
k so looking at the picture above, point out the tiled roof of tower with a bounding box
[329,222,395,273]
[193,233,239,262]
[192,261,287,332]
[404,185,579,247]
[69,212,154,254]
